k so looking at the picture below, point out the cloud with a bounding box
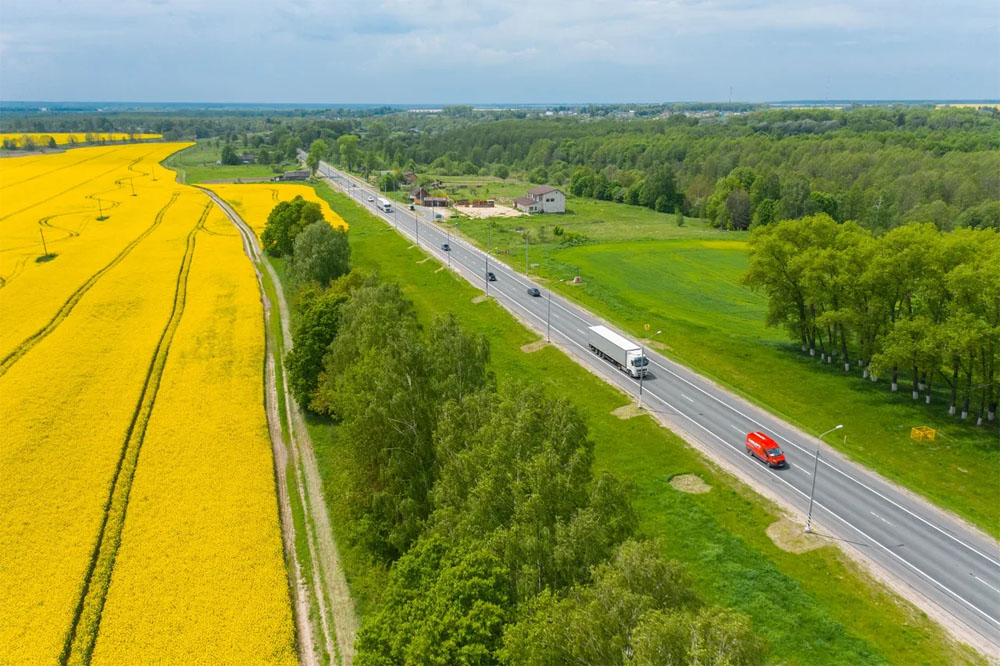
[0,0,996,102]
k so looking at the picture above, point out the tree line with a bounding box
[744,215,999,425]
[277,217,766,662]
[320,106,999,232]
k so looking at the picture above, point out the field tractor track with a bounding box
[0,145,131,189]
[0,192,180,377]
[0,149,154,222]
[61,201,210,666]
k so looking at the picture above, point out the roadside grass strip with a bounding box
[63,202,209,665]
[0,192,180,376]
[90,207,296,665]
[0,190,206,664]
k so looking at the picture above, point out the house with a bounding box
[402,171,418,184]
[410,187,430,202]
[423,197,449,207]
[239,154,257,164]
[513,185,565,213]
[280,169,310,181]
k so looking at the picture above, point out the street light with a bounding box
[637,330,661,410]
[805,424,844,533]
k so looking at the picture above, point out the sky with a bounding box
[1,0,997,103]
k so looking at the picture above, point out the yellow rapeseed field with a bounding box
[0,189,206,663]
[0,142,192,364]
[91,207,296,665]
[205,182,347,235]
[1,132,162,148]
[0,144,295,663]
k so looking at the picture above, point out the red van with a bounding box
[746,431,786,468]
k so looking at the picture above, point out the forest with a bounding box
[330,106,1000,232]
[744,215,998,424]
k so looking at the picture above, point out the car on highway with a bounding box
[441,243,451,251]
[367,196,375,202]
[486,272,496,282]
[527,287,541,297]
[409,204,415,210]
[746,431,786,468]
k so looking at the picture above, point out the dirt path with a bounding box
[206,189,357,666]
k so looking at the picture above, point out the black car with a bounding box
[486,272,497,282]
[527,287,541,297]
[441,243,451,251]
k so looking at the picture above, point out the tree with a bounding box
[633,608,765,666]
[285,272,366,407]
[306,138,328,175]
[528,166,548,183]
[675,206,685,227]
[289,221,351,288]
[220,143,239,165]
[725,189,751,230]
[338,134,361,171]
[260,195,324,257]
[380,171,399,192]
[640,165,678,210]
[499,540,703,666]
[494,164,510,179]
[355,537,511,666]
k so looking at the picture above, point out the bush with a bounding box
[289,221,351,288]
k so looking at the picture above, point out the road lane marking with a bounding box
[319,163,1000,634]
[681,393,695,403]
[971,574,1000,596]
[870,511,892,526]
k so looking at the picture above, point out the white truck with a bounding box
[587,325,648,378]
[378,198,393,213]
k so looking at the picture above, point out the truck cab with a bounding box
[626,351,648,378]
[746,431,786,468]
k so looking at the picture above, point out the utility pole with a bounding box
[96,198,107,221]
[525,233,529,275]
[128,177,136,197]
[637,330,661,410]
[39,225,49,256]
[485,223,491,297]
[805,424,844,533]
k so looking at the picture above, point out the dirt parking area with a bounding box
[454,204,523,219]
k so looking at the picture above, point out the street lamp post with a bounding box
[804,424,844,533]
[637,330,662,410]
[525,233,529,276]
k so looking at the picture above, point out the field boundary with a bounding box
[61,202,208,665]
[0,192,181,377]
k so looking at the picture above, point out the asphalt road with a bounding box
[313,158,1000,654]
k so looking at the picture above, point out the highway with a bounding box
[311,157,1000,655]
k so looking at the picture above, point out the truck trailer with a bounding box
[587,325,648,378]
[378,198,393,213]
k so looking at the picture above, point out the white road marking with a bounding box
[971,574,1000,596]
[730,424,745,435]
[870,511,892,526]
[681,393,695,403]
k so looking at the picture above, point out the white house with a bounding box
[513,185,566,214]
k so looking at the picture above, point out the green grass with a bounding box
[451,222,1000,538]
[164,141,284,184]
[306,179,983,666]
